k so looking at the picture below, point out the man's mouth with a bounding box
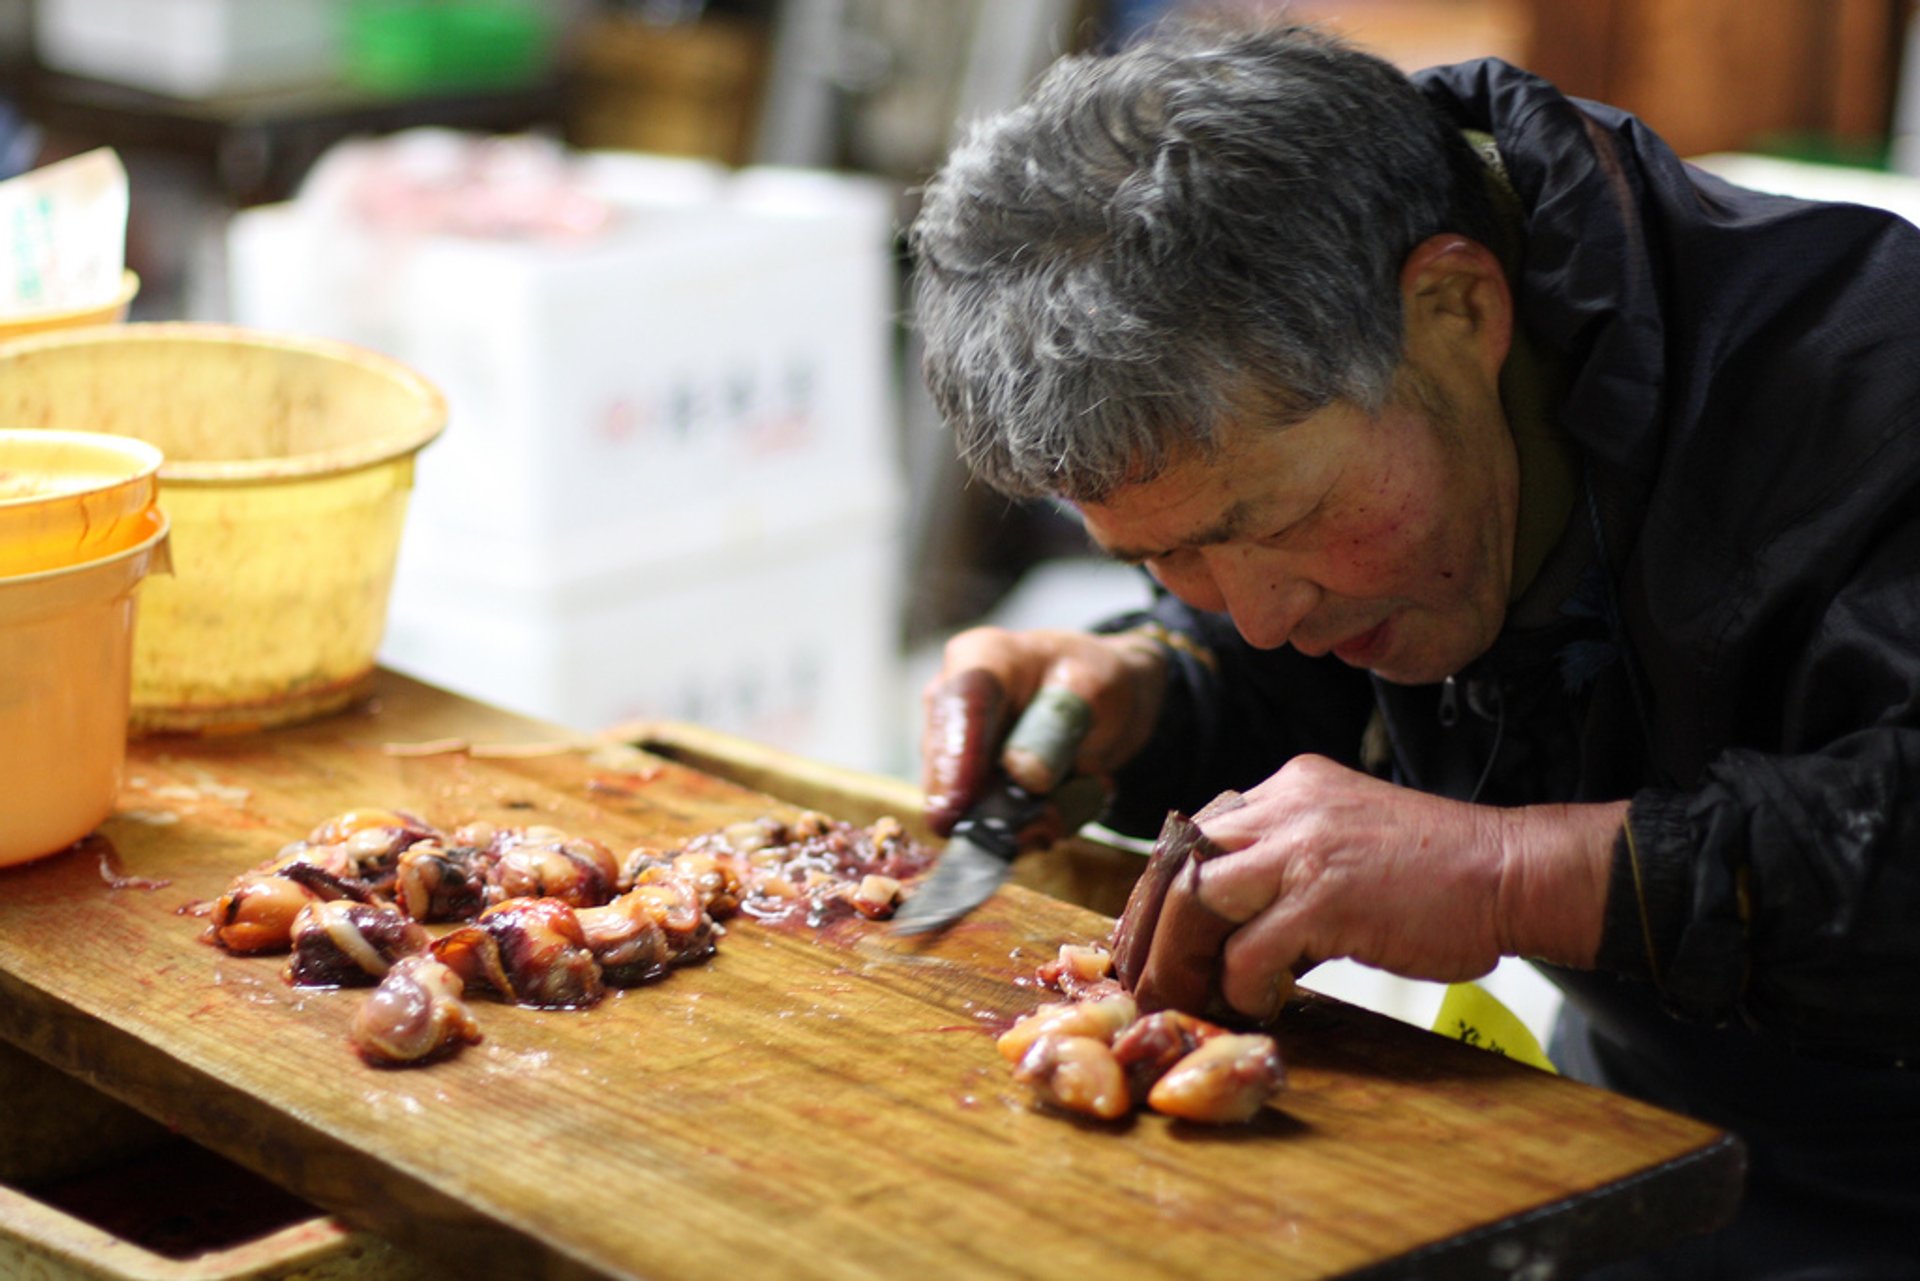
[1331,618,1391,667]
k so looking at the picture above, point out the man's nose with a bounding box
[1156,548,1317,650]
[1216,551,1319,649]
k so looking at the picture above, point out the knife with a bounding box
[892,686,1095,935]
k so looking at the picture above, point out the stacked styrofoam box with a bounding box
[227,149,906,771]
[36,0,344,97]
[379,511,900,773]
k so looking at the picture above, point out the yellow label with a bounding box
[1433,982,1557,1073]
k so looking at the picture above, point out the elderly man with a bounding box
[909,21,1920,1278]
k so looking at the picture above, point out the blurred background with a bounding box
[6,0,1919,1036]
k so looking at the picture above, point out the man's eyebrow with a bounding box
[1097,500,1260,564]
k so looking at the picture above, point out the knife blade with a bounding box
[892,686,1093,935]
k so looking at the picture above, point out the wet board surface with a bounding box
[0,671,1742,1280]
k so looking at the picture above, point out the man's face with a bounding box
[1075,374,1519,685]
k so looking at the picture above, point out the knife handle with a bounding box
[945,780,1046,863]
[944,688,1096,863]
[1000,687,1093,792]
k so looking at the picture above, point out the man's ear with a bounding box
[1399,234,1513,381]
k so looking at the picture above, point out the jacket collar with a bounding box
[1416,59,1669,495]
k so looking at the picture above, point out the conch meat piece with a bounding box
[393,840,494,922]
[995,990,1139,1064]
[307,807,438,851]
[665,848,746,917]
[286,900,430,988]
[489,831,619,909]
[1145,1032,1288,1124]
[575,893,673,987]
[303,808,442,898]
[204,873,321,955]
[351,956,482,1067]
[625,850,743,921]
[841,873,902,920]
[1111,792,1246,1015]
[1110,1009,1229,1099]
[1036,942,1116,998]
[616,878,717,966]
[433,897,605,1009]
[1013,1034,1132,1121]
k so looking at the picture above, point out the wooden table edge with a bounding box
[1342,1131,1746,1279]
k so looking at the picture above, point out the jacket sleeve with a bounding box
[1091,587,1377,839]
[1599,509,1920,1066]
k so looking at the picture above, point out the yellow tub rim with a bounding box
[0,322,449,487]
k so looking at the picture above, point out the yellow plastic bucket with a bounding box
[0,270,140,343]
[0,428,164,576]
[0,515,170,866]
[0,324,446,734]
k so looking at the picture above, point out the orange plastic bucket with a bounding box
[0,514,170,866]
[0,428,164,576]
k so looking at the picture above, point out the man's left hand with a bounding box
[1145,754,1623,1021]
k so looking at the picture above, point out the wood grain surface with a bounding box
[0,672,1740,1280]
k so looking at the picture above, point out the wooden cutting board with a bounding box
[0,672,1740,1280]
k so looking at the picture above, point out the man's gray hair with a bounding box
[909,22,1493,501]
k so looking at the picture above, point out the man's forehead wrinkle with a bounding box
[1095,495,1262,563]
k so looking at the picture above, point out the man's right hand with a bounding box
[919,626,1170,836]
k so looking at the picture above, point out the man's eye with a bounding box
[1258,507,1320,545]
[1150,547,1199,567]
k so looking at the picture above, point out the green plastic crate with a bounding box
[345,0,557,93]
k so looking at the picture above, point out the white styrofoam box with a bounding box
[570,149,732,212]
[36,0,343,97]
[379,500,905,774]
[227,153,903,575]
